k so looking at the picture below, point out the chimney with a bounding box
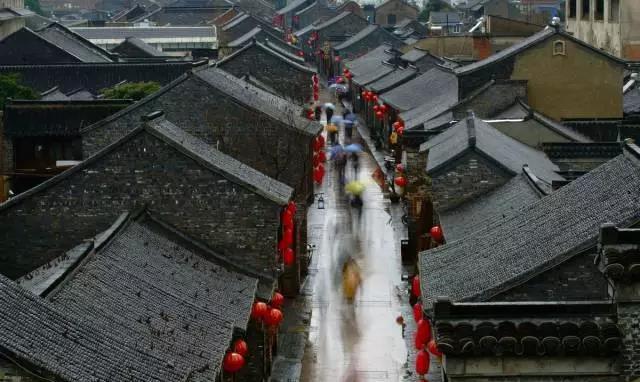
[466,110,476,147]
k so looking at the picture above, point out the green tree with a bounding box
[419,0,453,22]
[0,73,38,109]
[100,81,161,100]
[25,0,45,16]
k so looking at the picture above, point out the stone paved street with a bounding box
[298,98,429,381]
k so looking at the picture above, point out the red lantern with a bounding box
[416,318,432,344]
[251,301,268,320]
[412,302,423,322]
[427,339,443,357]
[313,154,321,167]
[415,350,430,375]
[282,208,293,224]
[297,51,304,57]
[287,201,296,214]
[343,68,348,74]
[313,83,319,92]
[361,90,367,98]
[412,275,421,297]
[271,292,285,309]
[396,163,404,173]
[372,94,378,102]
[278,239,287,252]
[345,72,353,80]
[283,247,295,265]
[334,55,341,62]
[313,92,319,101]
[283,227,293,246]
[313,167,323,183]
[430,225,444,243]
[373,105,380,112]
[265,308,283,326]
[317,150,327,162]
[312,74,319,84]
[380,104,387,113]
[375,111,383,119]
[392,121,401,131]
[223,352,245,373]
[414,331,424,350]
[394,176,407,187]
[397,126,404,135]
[233,339,248,356]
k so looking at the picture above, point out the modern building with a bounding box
[565,0,640,59]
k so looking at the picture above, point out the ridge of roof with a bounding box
[14,27,87,62]
[375,0,418,11]
[314,11,353,30]
[221,12,250,30]
[145,115,293,204]
[264,39,305,62]
[276,0,308,15]
[380,66,458,111]
[217,39,314,73]
[38,22,114,63]
[420,147,640,310]
[334,24,378,50]
[517,98,593,143]
[294,0,316,15]
[116,36,165,57]
[226,25,261,46]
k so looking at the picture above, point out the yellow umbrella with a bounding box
[345,180,366,195]
[326,124,338,133]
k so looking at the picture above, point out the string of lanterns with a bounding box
[312,135,326,184]
[278,201,297,266]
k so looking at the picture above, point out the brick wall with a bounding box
[618,303,640,378]
[488,253,609,301]
[218,47,313,105]
[430,151,510,212]
[0,130,282,279]
[82,75,315,201]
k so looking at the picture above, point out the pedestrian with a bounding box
[326,107,334,125]
[342,257,361,303]
[350,152,359,179]
[314,105,322,122]
[336,151,347,185]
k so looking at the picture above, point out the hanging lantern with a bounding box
[316,135,325,148]
[416,318,432,344]
[392,121,401,131]
[414,331,425,350]
[287,201,296,214]
[313,153,321,167]
[397,126,404,136]
[265,308,284,326]
[233,339,249,356]
[297,51,304,57]
[313,167,323,183]
[343,68,349,74]
[313,83,319,92]
[380,104,387,113]
[361,90,367,98]
[283,227,293,246]
[313,92,319,101]
[430,225,444,244]
[413,302,423,322]
[412,275,421,297]
[223,352,245,373]
[373,104,380,112]
[427,339,443,357]
[396,163,404,173]
[334,55,341,62]
[283,247,295,265]
[271,292,285,309]
[312,74,319,84]
[415,350,430,376]
[278,239,287,252]
[375,111,384,120]
[251,301,268,320]
[394,176,407,187]
[372,94,378,102]
[282,208,293,224]
[317,150,327,162]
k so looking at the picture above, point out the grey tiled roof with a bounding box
[333,24,378,51]
[420,146,640,308]
[400,48,426,63]
[368,66,418,93]
[276,0,308,15]
[400,91,458,129]
[344,44,393,77]
[24,13,52,30]
[429,11,461,24]
[222,12,250,30]
[48,218,257,380]
[227,25,261,46]
[352,61,395,86]
[115,36,165,57]
[422,115,562,184]
[38,23,113,62]
[439,174,543,243]
[195,67,321,136]
[0,273,188,382]
[293,22,315,37]
[294,0,316,15]
[218,40,314,73]
[313,11,351,31]
[380,67,457,111]
[147,116,294,204]
[624,83,640,115]
[72,25,216,39]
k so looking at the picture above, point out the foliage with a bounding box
[419,0,453,22]
[25,0,45,16]
[100,81,161,100]
[0,73,39,109]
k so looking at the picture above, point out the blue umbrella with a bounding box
[330,144,344,159]
[345,113,357,121]
[343,119,354,126]
[344,143,363,153]
[330,115,344,125]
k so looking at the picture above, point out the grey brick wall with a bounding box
[0,114,13,175]
[430,151,510,212]
[0,130,281,279]
[618,303,640,378]
[488,252,609,302]
[218,47,313,105]
[82,75,314,201]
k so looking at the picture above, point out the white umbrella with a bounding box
[323,102,336,110]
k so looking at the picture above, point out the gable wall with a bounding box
[511,36,624,120]
[452,80,528,120]
[318,14,368,42]
[375,0,417,27]
[218,47,312,104]
[488,252,608,302]
[0,131,281,279]
[0,29,81,65]
[337,29,402,61]
[82,76,314,200]
[430,150,511,212]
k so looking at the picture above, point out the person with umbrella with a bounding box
[345,143,363,179]
[324,103,335,126]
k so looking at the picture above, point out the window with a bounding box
[582,0,590,18]
[553,40,566,56]
[452,24,461,33]
[610,0,619,22]
[387,13,396,25]
[569,0,576,18]
[595,0,604,20]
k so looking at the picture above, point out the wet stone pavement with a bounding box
[292,101,438,382]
